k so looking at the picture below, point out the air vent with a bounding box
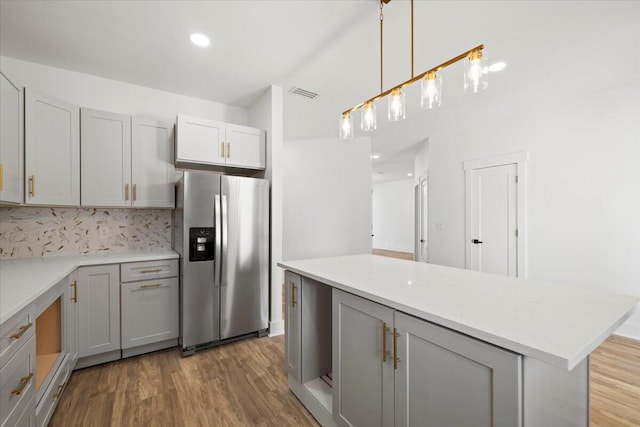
[289,87,319,100]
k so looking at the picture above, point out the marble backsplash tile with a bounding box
[0,207,172,259]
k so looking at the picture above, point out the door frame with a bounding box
[464,151,528,278]
[414,172,429,262]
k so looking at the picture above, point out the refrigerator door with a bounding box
[181,171,221,348]
[220,175,270,340]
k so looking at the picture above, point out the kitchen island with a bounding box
[278,254,637,427]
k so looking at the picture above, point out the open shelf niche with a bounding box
[35,296,62,391]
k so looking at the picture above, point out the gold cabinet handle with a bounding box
[54,382,66,399]
[125,183,130,201]
[71,280,78,303]
[29,175,35,197]
[0,162,3,191]
[11,373,34,395]
[221,142,225,158]
[291,282,297,307]
[132,184,137,201]
[227,142,230,158]
[140,283,161,289]
[140,268,162,274]
[382,322,391,362]
[10,323,33,340]
[393,328,401,370]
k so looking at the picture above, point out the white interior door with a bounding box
[469,164,517,276]
[419,176,429,262]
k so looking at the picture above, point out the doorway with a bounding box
[414,174,428,262]
[464,152,527,277]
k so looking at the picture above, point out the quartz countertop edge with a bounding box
[278,254,638,371]
[0,250,179,324]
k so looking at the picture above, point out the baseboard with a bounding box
[614,320,640,341]
[269,319,284,336]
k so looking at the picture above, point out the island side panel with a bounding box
[524,356,589,426]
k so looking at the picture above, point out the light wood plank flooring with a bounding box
[50,336,319,427]
[372,248,414,260]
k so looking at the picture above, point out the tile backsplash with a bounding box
[0,207,172,259]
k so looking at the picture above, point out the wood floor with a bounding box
[49,336,319,427]
[372,248,414,260]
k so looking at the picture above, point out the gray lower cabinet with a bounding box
[120,259,179,357]
[332,289,522,427]
[284,271,302,382]
[65,271,78,371]
[77,265,120,365]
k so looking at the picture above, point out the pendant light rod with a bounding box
[411,0,414,78]
[380,0,384,93]
[342,43,484,116]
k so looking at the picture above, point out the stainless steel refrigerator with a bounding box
[174,171,269,355]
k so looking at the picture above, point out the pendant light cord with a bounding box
[380,0,384,93]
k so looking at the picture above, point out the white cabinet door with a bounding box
[394,312,522,427]
[78,265,120,357]
[225,123,265,169]
[284,271,302,382]
[120,278,178,349]
[176,114,225,166]
[80,108,131,207]
[0,72,23,204]
[131,117,175,208]
[65,271,79,371]
[24,88,79,206]
[332,289,395,427]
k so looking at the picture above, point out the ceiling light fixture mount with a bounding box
[339,0,489,139]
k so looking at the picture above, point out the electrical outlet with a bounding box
[436,223,443,231]
[99,226,109,239]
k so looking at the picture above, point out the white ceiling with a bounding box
[0,0,503,182]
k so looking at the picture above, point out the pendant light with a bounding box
[421,71,442,109]
[339,0,490,139]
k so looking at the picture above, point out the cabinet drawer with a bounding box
[120,259,178,282]
[0,335,35,427]
[3,394,35,427]
[35,356,69,427]
[0,308,35,369]
[121,278,179,349]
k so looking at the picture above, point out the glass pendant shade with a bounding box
[388,88,406,121]
[464,50,488,93]
[339,113,354,139]
[421,72,442,109]
[360,101,377,131]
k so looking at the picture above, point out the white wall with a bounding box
[283,137,372,260]
[414,139,429,182]
[0,56,247,124]
[421,2,640,338]
[372,179,415,253]
[248,85,285,336]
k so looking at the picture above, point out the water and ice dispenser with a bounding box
[189,227,215,262]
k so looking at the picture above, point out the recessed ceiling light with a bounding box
[371,154,380,159]
[407,173,413,177]
[190,33,210,47]
[489,62,506,72]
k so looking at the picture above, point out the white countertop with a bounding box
[0,250,179,324]
[278,254,637,370]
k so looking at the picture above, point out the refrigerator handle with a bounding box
[221,195,228,287]
[214,194,222,288]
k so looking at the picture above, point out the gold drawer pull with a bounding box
[54,382,66,399]
[140,268,162,274]
[291,283,297,307]
[125,183,130,201]
[10,323,33,340]
[221,142,225,158]
[227,142,231,158]
[140,283,161,289]
[29,175,36,197]
[132,184,137,201]
[11,373,34,395]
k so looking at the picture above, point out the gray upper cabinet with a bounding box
[394,311,522,427]
[284,271,302,382]
[24,88,80,206]
[81,110,175,208]
[0,71,24,204]
[81,108,132,207]
[332,289,395,427]
[131,118,175,208]
[176,114,265,172]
